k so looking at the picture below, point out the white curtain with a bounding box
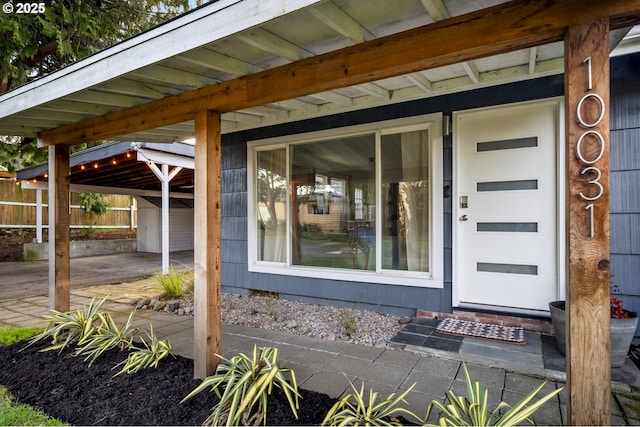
[399,131,429,272]
[258,149,286,262]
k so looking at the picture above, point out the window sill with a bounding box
[248,263,444,288]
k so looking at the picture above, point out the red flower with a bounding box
[611,296,629,319]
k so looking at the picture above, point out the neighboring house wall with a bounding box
[610,54,640,337]
[220,73,565,316]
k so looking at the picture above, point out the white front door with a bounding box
[454,100,562,312]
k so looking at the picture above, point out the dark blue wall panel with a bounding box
[609,54,640,339]
[218,74,566,316]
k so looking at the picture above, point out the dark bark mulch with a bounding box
[0,340,336,425]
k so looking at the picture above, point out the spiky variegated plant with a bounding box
[424,363,562,426]
[75,310,139,366]
[182,346,300,426]
[25,296,106,353]
[114,324,173,376]
[322,378,420,426]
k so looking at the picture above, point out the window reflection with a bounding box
[291,135,375,270]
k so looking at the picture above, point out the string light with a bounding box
[112,158,117,165]
[44,174,48,178]
[80,165,86,170]
[94,163,99,169]
[126,152,131,158]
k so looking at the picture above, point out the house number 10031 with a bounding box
[577,56,606,238]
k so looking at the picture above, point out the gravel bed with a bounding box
[136,293,408,347]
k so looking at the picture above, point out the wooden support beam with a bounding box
[37,0,640,147]
[193,110,222,379]
[565,18,611,425]
[48,144,70,311]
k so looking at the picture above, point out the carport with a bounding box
[17,141,195,273]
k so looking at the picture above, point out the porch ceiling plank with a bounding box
[37,0,640,147]
[307,1,371,44]
[64,90,152,108]
[175,48,258,77]
[528,47,538,74]
[128,65,216,89]
[241,105,290,119]
[309,91,354,107]
[222,112,264,125]
[94,79,168,99]
[235,27,311,62]
[565,18,611,426]
[270,98,320,112]
[420,0,448,22]
[406,72,433,93]
[0,117,68,128]
[461,61,481,84]
[1,124,49,135]
[17,109,92,123]
[354,82,390,99]
[37,100,116,116]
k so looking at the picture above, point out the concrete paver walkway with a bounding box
[2,280,640,425]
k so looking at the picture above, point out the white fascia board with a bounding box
[136,148,194,169]
[0,0,324,118]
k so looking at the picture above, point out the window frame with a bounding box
[247,114,444,288]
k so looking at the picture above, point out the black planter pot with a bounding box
[549,300,639,368]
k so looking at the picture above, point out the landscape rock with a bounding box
[153,301,166,311]
[398,316,412,325]
[167,301,180,312]
[286,320,298,329]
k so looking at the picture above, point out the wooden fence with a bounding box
[0,180,136,229]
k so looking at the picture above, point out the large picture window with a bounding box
[248,115,443,288]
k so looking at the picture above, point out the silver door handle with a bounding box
[459,215,468,221]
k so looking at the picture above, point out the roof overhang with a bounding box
[2,0,639,145]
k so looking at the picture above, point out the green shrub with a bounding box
[338,307,358,335]
[26,296,106,353]
[25,298,171,377]
[424,363,562,426]
[322,379,419,426]
[114,324,173,376]
[78,192,111,216]
[155,266,187,299]
[76,310,138,366]
[182,346,300,426]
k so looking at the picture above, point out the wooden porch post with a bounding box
[47,144,70,311]
[565,18,611,425]
[193,110,222,379]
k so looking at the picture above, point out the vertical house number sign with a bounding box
[577,56,606,238]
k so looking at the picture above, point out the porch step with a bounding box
[415,309,553,335]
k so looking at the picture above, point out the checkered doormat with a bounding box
[436,318,526,345]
